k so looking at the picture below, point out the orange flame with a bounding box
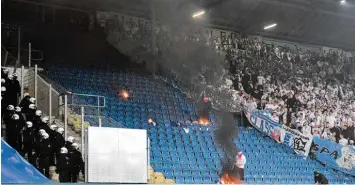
[120,90,129,100]
[220,173,241,184]
[198,117,209,125]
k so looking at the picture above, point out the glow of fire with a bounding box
[148,118,153,123]
[199,118,209,125]
[120,90,129,100]
[220,173,241,184]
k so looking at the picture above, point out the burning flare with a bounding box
[120,90,129,100]
[220,173,241,184]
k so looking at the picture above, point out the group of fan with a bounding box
[1,68,84,183]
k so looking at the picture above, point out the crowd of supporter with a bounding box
[104,17,354,147]
[1,67,84,182]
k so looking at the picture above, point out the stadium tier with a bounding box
[43,66,355,184]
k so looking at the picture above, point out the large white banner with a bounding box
[244,108,313,157]
[86,127,148,183]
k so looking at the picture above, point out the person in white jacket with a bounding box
[234,152,246,181]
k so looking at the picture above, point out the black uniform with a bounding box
[48,129,57,166]
[22,126,35,160]
[15,111,26,149]
[38,138,53,178]
[56,153,72,182]
[31,134,42,168]
[54,132,65,152]
[19,96,31,113]
[65,141,74,153]
[6,116,22,150]
[38,122,51,134]
[7,78,21,106]
[2,109,14,128]
[69,149,84,182]
[25,109,36,124]
[32,115,42,132]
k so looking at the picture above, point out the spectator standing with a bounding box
[234,152,246,181]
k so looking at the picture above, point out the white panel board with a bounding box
[87,127,120,183]
[117,128,148,183]
[86,127,148,183]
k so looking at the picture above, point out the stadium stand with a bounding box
[42,65,355,184]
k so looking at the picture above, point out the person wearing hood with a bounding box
[19,93,31,113]
[69,143,84,182]
[56,147,72,182]
[38,132,53,178]
[22,121,35,160]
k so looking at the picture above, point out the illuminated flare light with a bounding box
[199,118,209,125]
[263,23,277,30]
[220,173,241,184]
[192,10,205,18]
[120,90,129,100]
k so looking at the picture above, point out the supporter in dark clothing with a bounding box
[38,133,53,178]
[69,143,84,182]
[22,121,35,160]
[56,147,71,182]
[314,171,328,184]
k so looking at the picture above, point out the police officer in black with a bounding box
[26,104,37,123]
[65,136,75,153]
[14,106,25,149]
[31,129,46,168]
[22,121,35,160]
[38,132,53,178]
[38,116,51,134]
[7,114,21,150]
[56,147,71,182]
[19,93,31,113]
[3,105,14,129]
[70,143,84,182]
[7,74,21,106]
[33,110,42,131]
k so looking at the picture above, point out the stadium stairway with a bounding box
[43,66,355,184]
